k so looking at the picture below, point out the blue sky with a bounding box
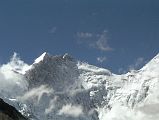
[0,0,159,73]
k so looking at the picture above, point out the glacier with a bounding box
[0,52,159,120]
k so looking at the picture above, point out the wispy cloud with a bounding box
[97,56,107,63]
[76,30,113,52]
[95,30,113,51]
[58,104,83,117]
[118,68,127,74]
[45,96,58,114]
[49,27,57,34]
[77,32,93,39]
[129,57,145,70]
[18,85,53,103]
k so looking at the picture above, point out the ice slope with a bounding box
[1,52,159,120]
[97,53,159,120]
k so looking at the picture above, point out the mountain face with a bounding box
[1,52,159,120]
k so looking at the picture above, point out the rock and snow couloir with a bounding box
[0,52,159,120]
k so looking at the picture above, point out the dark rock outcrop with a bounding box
[0,98,27,120]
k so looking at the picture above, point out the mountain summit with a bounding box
[1,52,159,120]
[34,52,50,64]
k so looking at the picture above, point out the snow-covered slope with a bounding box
[1,52,159,120]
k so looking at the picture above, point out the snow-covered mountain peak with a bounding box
[26,53,80,91]
[34,52,50,64]
[63,53,70,58]
[1,52,159,120]
[33,52,75,65]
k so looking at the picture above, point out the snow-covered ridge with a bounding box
[34,52,49,64]
[0,52,159,120]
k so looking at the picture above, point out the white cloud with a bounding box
[18,85,53,103]
[95,30,113,51]
[129,57,145,70]
[97,56,107,63]
[76,30,113,52]
[9,52,30,74]
[58,104,83,117]
[0,53,29,97]
[45,96,58,114]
